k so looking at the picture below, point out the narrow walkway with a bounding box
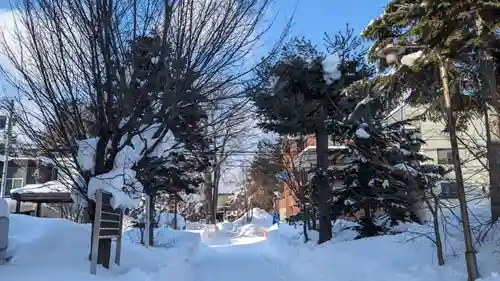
[192,233,306,281]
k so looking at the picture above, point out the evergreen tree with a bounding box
[330,118,428,237]
[326,86,452,238]
[251,27,373,243]
[361,0,500,222]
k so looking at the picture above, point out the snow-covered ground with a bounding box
[1,214,198,281]
[264,202,500,281]
[3,205,500,281]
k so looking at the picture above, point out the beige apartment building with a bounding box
[386,103,488,194]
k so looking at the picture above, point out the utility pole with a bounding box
[144,194,151,247]
[0,100,14,198]
[438,59,479,281]
[243,168,249,223]
[377,44,479,281]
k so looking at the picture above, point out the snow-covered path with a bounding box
[192,235,307,281]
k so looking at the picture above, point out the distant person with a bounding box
[272,211,279,225]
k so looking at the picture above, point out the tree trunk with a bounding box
[311,207,317,230]
[432,197,445,266]
[212,165,220,224]
[315,106,333,243]
[481,59,500,223]
[148,195,155,246]
[203,172,214,224]
[173,199,178,230]
[307,210,312,230]
[302,203,309,243]
[476,16,500,223]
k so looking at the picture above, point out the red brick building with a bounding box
[278,136,350,219]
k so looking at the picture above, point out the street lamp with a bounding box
[377,44,480,281]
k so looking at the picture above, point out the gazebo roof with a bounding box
[11,192,73,203]
[10,181,73,203]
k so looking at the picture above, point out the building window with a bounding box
[440,181,457,199]
[5,178,24,197]
[437,148,453,165]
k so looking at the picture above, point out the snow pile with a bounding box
[1,215,200,281]
[233,208,274,228]
[266,224,303,249]
[236,224,268,237]
[185,221,205,231]
[124,227,200,250]
[266,219,358,250]
[201,224,232,246]
[217,221,234,232]
[10,181,69,195]
[157,211,186,229]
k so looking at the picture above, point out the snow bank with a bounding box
[266,219,360,248]
[233,208,274,228]
[185,221,205,231]
[1,215,200,281]
[266,200,500,281]
[217,221,234,232]
[236,224,268,237]
[157,211,186,229]
[123,227,200,250]
[201,225,232,246]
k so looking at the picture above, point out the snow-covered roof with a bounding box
[0,155,59,164]
[0,155,38,162]
[10,181,70,195]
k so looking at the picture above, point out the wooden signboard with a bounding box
[90,191,124,275]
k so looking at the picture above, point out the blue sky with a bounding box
[0,0,389,48]
[0,0,390,193]
[265,0,388,51]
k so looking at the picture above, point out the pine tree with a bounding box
[328,95,442,238]
[251,28,372,243]
[361,0,500,223]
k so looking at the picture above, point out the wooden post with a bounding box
[98,238,111,268]
[35,203,42,217]
[90,191,103,275]
[115,209,123,266]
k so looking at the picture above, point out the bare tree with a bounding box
[274,137,313,242]
[204,97,257,223]
[0,0,287,265]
